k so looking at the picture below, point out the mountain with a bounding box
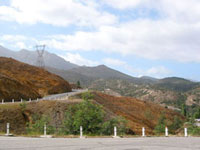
[47,66,200,108]
[0,57,71,101]
[0,45,78,70]
[1,46,199,108]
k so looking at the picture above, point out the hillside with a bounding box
[0,57,71,101]
[0,92,184,135]
[0,45,78,70]
[93,92,184,134]
[47,65,200,108]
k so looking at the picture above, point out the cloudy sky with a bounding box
[0,0,200,80]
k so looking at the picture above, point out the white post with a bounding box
[21,98,23,103]
[37,98,39,102]
[184,128,188,137]
[114,126,117,137]
[80,126,83,138]
[6,123,10,135]
[29,98,31,102]
[142,127,145,137]
[165,127,168,137]
[12,99,14,103]
[2,99,4,104]
[44,124,47,136]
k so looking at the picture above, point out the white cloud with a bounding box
[102,57,171,78]
[0,0,117,27]
[60,52,99,66]
[1,0,200,63]
[43,19,200,63]
[102,0,143,10]
[103,58,126,66]
[15,42,26,49]
[146,66,171,78]
[0,34,38,50]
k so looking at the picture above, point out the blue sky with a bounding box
[0,0,200,81]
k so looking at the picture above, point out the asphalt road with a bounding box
[41,89,88,101]
[0,137,200,150]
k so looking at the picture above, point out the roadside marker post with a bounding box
[2,99,4,104]
[184,128,188,137]
[12,99,14,103]
[112,126,120,138]
[21,98,23,103]
[6,123,9,135]
[5,123,12,136]
[142,127,145,137]
[165,127,168,137]
[114,126,117,137]
[29,98,31,102]
[44,124,47,136]
[40,124,52,138]
[80,126,83,138]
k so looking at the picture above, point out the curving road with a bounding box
[40,89,88,101]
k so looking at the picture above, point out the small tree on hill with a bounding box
[181,104,187,117]
[154,113,166,135]
[77,80,81,88]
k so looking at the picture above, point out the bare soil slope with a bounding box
[93,92,184,135]
[0,57,71,101]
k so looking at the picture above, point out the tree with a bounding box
[181,104,187,117]
[154,113,166,134]
[169,116,183,134]
[77,80,81,88]
[194,107,200,119]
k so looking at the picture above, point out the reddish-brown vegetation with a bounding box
[93,92,184,135]
[0,57,71,101]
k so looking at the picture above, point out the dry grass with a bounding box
[93,92,184,135]
[0,57,71,102]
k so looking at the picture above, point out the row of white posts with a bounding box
[4,123,189,138]
[1,98,40,104]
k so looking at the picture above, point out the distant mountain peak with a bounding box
[0,46,79,71]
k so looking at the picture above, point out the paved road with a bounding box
[0,89,88,104]
[0,137,199,150]
[41,89,88,101]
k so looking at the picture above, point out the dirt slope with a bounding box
[0,57,71,101]
[93,92,184,135]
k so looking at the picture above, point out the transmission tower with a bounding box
[35,45,45,68]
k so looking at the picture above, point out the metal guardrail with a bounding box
[0,89,88,105]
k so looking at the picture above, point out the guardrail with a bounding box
[0,89,88,105]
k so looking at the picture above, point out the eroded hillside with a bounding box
[93,92,184,135]
[0,57,71,101]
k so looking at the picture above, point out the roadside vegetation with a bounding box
[25,92,127,136]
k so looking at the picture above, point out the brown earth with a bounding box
[0,57,71,102]
[93,92,184,135]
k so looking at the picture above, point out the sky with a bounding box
[0,0,200,80]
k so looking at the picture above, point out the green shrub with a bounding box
[61,92,127,135]
[26,115,55,135]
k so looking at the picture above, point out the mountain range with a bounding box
[0,45,78,70]
[0,45,200,108]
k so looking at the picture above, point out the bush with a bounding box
[26,115,55,135]
[169,116,183,134]
[61,92,127,135]
[154,113,166,135]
